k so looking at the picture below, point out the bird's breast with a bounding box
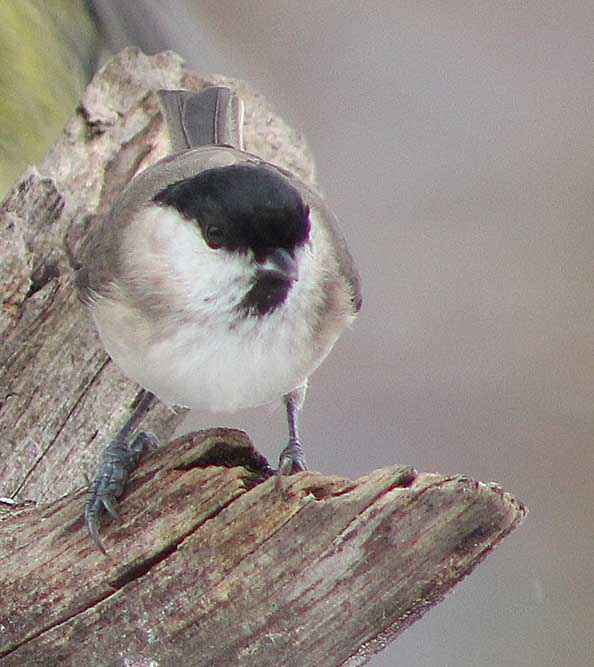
[91,291,318,412]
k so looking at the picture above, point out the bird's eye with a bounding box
[204,224,225,249]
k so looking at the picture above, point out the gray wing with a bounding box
[74,265,95,306]
[316,202,362,314]
[328,213,362,313]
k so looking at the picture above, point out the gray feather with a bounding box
[157,87,244,152]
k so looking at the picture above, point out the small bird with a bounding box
[77,86,361,550]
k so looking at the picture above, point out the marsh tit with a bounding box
[77,86,361,547]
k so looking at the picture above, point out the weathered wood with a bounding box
[0,48,527,666]
[0,429,526,667]
[0,48,315,503]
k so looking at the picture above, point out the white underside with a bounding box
[90,205,352,412]
[94,292,320,412]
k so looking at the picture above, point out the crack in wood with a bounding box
[11,357,111,497]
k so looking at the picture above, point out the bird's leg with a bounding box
[277,385,308,478]
[85,390,158,554]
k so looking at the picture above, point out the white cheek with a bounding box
[122,205,253,316]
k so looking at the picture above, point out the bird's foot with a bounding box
[85,431,158,554]
[276,437,307,490]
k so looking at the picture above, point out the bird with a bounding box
[76,86,361,551]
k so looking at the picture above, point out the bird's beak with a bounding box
[257,247,299,282]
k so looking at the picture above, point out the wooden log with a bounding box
[0,429,526,667]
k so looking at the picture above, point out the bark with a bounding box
[0,49,527,667]
[0,430,525,667]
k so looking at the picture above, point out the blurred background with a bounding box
[2,1,592,665]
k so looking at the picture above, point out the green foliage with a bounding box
[0,0,98,193]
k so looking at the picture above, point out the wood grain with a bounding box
[0,429,526,667]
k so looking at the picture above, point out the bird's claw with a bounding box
[85,431,158,554]
[276,437,307,490]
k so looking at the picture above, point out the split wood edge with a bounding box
[0,429,527,667]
